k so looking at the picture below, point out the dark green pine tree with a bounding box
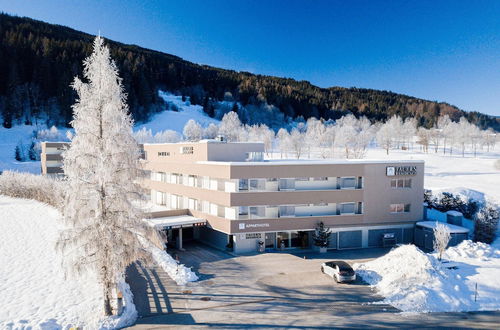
[313,221,331,247]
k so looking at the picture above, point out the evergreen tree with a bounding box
[313,221,331,247]
[57,36,151,316]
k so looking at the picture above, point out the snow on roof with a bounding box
[446,210,463,216]
[197,159,425,166]
[144,215,206,229]
[416,221,469,233]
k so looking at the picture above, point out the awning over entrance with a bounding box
[144,215,206,231]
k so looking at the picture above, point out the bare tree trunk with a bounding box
[103,282,113,316]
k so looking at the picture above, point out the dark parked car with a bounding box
[321,260,356,282]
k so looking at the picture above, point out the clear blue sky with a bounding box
[1,0,500,116]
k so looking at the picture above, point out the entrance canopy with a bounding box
[145,215,206,231]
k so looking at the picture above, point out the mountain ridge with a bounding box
[0,12,498,131]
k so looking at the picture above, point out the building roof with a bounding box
[416,221,469,233]
[197,159,425,166]
[144,215,206,230]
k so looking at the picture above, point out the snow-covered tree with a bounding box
[416,127,431,153]
[433,222,451,261]
[437,115,451,154]
[376,122,394,155]
[183,119,203,141]
[203,123,219,139]
[219,111,241,142]
[324,124,337,158]
[276,128,289,158]
[456,117,470,157]
[402,117,417,150]
[57,36,151,316]
[154,130,181,143]
[482,128,496,153]
[133,127,154,143]
[289,128,304,159]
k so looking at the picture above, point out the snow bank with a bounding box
[354,242,500,313]
[134,91,219,134]
[140,238,198,285]
[0,196,137,329]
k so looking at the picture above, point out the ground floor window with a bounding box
[275,231,309,249]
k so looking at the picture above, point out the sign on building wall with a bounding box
[386,166,417,176]
[238,222,270,230]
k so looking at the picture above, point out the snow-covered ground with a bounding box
[134,91,219,134]
[0,196,137,329]
[354,241,500,313]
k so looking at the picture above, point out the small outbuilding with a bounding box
[414,221,469,251]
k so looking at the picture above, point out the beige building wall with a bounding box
[143,142,424,236]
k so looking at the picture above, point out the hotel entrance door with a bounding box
[265,232,276,249]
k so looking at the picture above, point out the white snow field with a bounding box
[0,196,137,329]
[363,147,500,203]
[354,241,500,313]
[134,91,219,134]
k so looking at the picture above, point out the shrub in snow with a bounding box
[474,204,500,244]
[0,170,64,208]
[425,191,479,219]
[433,222,451,261]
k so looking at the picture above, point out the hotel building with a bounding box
[142,140,424,253]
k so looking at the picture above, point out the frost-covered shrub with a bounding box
[474,204,499,244]
[0,171,65,209]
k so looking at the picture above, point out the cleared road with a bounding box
[126,243,500,329]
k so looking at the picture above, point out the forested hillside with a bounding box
[1,13,498,130]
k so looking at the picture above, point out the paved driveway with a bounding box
[126,243,500,329]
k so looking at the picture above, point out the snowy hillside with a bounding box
[355,241,500,313]
[0,196,137,329]
[134,91,220,134]
[0,125,41,174]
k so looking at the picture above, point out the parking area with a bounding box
[127,243,500,329]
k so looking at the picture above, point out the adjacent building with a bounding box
[40,142,69,176]
[142,140,425,253]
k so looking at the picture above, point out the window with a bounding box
[239,206,249,215]
[239,179,249,191]
[390,204,411,213]
[279,178,295,190]
[249,206,265,218]
[340,177,356,189]
[340,202,355,214]
[313,177,328,181]
[180,146,194,154]
[391,179,412,189]
[249,179,265,191]
[404,204,411,212]
[158,151,170,157]
[279,205,295,217]
[277,232,290,248]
